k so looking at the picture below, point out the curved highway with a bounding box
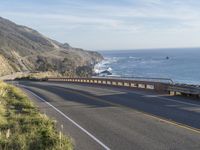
[17,81,200,150]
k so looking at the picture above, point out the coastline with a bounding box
[97,49,200,85]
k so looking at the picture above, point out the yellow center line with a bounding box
[64,88,200,134]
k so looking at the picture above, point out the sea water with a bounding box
[96,48,200,85]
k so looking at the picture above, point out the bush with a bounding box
[76,66,92,77]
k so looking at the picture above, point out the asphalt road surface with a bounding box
[16,81,200,150]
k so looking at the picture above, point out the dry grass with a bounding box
[0,81,73,150]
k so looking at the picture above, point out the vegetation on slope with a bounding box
[14,66,94,81]
[0,16,103,76]
[0,81,73,150]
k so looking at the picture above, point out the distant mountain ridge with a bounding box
[0,16,103,76]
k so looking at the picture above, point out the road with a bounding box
[17,81,200,150]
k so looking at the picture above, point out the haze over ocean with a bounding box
[97,48,200,84]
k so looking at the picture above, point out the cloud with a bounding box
[2,0,200,29]
[1,0,200,49]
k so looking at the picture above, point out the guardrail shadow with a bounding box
[21,81,200,129]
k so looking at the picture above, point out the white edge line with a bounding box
[20,85,110,150]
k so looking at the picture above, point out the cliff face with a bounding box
[0,16,103,76]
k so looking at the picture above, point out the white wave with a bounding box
[94,57,122,73]
[129,56,137,59]
[107,67,112,71]
[94,59,113,74]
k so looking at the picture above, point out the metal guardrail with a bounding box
[92,76,174,84]
[47,77,200,98]
[47,77,170,92]
[168,84,200,97]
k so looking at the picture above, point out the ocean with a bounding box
[96,48,200,85]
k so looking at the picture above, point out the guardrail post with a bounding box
[107,80,111,85]
[154,83,169,92]
[112,81,117,86]
[47,77,176,94]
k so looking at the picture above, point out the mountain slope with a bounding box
[0,54,15,76]
[0,16,103,76]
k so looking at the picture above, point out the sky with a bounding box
[1,0,200,50]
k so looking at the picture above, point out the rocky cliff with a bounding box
[0,16,103,76]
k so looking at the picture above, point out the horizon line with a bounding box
[95,47,200,51]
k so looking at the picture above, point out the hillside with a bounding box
[0,16,103,76]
